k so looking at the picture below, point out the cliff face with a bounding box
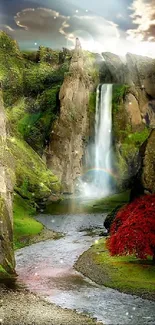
[100,52,155,129]
[0,88,15,276]
[99,52,155,192]
[47,49,97,193]
[141,130,155,193]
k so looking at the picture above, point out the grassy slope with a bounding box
[0,32,63,258]
[8,136,60,200]
[76,238,155,299]
[84,190,130,213]
[13,194,43,250]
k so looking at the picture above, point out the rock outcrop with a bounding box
[47,48,96,193]
[0,87,15,277]
[100,52,155,129]
[98,52,155,190]
[141,129,155,193]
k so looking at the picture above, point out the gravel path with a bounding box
[0,286,102,325]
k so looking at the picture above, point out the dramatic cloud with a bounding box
[1,1,155,57]
[127,0,155,41]
[10,7,120,52]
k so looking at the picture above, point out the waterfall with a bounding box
[78,84,113,198]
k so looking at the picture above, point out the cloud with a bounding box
[127,0,155,41]
[8,6,120,52]
[0,25,15,32]
[2,4,155,57]
[14,7,67,33]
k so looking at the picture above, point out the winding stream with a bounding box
[16,212,155,325]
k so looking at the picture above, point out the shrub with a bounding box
[107,195,155,261]
[112,85,129,113]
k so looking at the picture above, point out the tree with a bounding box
[107,195,155,262]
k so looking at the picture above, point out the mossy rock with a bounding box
[7,86,60,155]
[89,92,96,113]
[0,196,15,275]
[13,194,43,249]
[7,137,60,201]
[112,85,150,189]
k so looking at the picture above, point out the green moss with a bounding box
[23,62,69,96]
[18,111,42,135]
[13,194,43,249]
[0,265,8,274]
[0,265,12,280]
[89,92,96,113]
[0,32,24,106]
[7,88,59,154]
[112,84,130,113]
[84,51,99,83]
[125,128,150,146]
[7,136,60,201]
[20,89,59,153]
[84,191,130,213]
[112,84,150,187]
[6,98,26,133]
[90,239,155,296]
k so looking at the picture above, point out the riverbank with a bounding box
[13,194,62,250]
[0,285,102,325]
[75,238,155,301]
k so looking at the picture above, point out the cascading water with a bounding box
[78,84,114,198]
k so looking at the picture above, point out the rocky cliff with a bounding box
[47,49,98,193]
[0,87,15,278]
[100,52,155,129]
[141,129,155,193]
[99,52,155,192]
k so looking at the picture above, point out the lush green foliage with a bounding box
[7,86,60,154]
[0,32,24,106]
[112,85,130,113]
[22,50,38,62]
[23,62,69,96]
[39,46,60,64]
[125,128,150,146]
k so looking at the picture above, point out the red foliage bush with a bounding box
[107,194,155,260]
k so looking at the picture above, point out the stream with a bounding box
[16,211,155,325]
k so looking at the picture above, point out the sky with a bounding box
[0,0,155,57]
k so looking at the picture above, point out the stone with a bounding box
[100,52,155,129]
[0,87,15,277]
[141,129,155,193]
[47,48,97,193]
[124,93,142,129]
